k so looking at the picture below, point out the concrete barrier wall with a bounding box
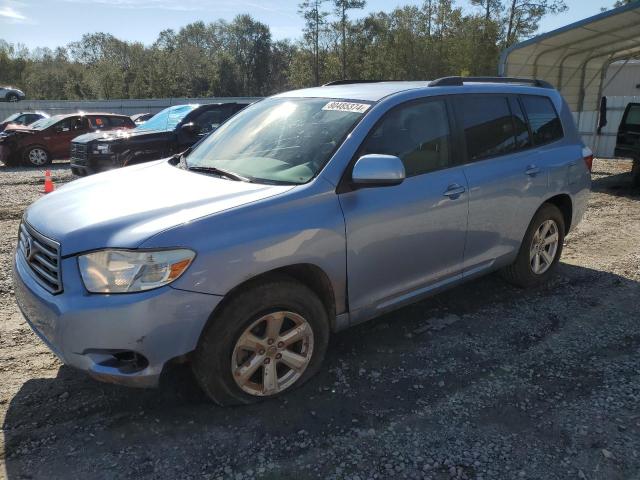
[0,97,262,119]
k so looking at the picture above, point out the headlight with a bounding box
[78,249,195,293]
[94,143,111,154]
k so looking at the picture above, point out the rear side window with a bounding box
[191,105,237,135]
[621,104,640,132]
[520,95,563,144]
[455,96,516,161]
[109,116,133,128]
[360,99,451,177]
[88,116,110,129]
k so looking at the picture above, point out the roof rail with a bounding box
[428,76,554,89]
[322,79,385,86]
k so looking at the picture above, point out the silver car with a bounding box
[0,85,26,102]
[13,78,591,405]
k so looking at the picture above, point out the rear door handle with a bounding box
[525,165,541,176]
[443,184,466,199]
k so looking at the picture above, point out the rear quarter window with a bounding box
[520,95,563,145]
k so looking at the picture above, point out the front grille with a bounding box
[70,142,87,165]
[18,222,63,294]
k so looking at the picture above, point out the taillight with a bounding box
[582,146,593,172]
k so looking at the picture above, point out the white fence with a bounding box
[0,97,261,119]
[575,95,640,158]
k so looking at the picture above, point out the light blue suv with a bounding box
[13,78,591,405]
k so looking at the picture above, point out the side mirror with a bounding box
[351,154,405,187]
[181,122,201,135]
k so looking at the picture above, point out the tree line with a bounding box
[0,0,586,100]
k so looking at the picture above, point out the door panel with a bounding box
[339,98,469,318]
[462,152,547,272]
[454,95,549,273]
[341,168,469,315]
[47,117,88,158]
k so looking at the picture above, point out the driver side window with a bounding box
[360,99,451,177]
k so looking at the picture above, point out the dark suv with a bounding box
[614,102,640,186]
[70,102,253,176]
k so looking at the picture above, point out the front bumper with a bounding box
[71,152,119,176]
[13,248,222,387]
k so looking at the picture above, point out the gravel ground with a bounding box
[1,159,639,480]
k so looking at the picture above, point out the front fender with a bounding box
[138,178,348,314]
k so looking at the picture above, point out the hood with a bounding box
[24,160,295,256]
[3,124,34,133]
[72,128,159,144]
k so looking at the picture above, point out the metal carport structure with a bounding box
[499,2,640,124]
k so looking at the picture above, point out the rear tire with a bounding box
[502,203,565,288]
[23,146,51,167]
[192,276,330,406]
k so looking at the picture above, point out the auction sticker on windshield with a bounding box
[322,101,370,113]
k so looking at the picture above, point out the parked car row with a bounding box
[70,102,251,175]
[0,102,252,169]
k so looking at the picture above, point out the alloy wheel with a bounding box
[529,219,559,275]
[28,148,48,166]
[231,311,314,396]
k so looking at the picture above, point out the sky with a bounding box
[0,0,618,51]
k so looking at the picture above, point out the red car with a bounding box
[0,112,135,167]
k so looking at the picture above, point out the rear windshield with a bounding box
[135,105,197,132]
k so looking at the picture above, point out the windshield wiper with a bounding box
[187,165,251,182]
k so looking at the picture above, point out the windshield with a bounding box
[186,98,370,184]
[135,105,197,132]
[30,115,64,130]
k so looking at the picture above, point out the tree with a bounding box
[333,0,365,79]
[470,0,502,23]
[299,0,329,85]
[504,0,568,46]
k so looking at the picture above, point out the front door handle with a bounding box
[443,184,466,199]
[525,165,541,176]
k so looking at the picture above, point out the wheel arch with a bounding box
[543,193,573,234]
[209,263,338,331]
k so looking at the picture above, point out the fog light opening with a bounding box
[98,351,149,374]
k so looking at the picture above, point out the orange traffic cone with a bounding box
[43,170,54,194]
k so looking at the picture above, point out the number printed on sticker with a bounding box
[322,101,370,114]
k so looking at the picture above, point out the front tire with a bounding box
[6,93,19,102]
[502,203,565,288]
[23,146,51,167]
[192,276,330,406]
